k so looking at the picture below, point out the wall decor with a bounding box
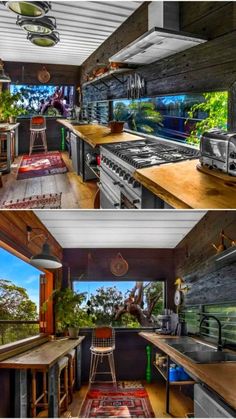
[37,66,51,83]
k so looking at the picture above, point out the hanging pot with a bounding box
[110,252,129,276]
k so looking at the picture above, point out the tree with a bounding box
[0,279,38,345]
[114,281,163,327]
[89,286,125,326]
[186,92,228,145]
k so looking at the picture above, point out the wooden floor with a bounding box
[62,379,193,418]
[0,152,98,209]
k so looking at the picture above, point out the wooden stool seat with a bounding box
[30,116,47,155]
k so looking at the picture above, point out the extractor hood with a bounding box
[109,2,207,65]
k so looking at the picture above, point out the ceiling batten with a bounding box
[0,1,142,65]
[35,210,206,249]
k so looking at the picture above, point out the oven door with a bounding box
[99,183,120,209]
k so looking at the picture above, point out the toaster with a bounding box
[200,129,236,176]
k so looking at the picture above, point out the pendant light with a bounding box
[30,242,62,269]
[17,16,56,34]
[27,31,59,47]
[27,226,62,269]
[3,1,51,17]
[0,59,11,83]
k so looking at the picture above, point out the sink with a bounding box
[170,343,214,353]
[183,351,236,363]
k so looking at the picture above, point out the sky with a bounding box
[0,247,40,311]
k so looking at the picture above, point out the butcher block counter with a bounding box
[57,119,143,148]
[140,332,236,411]
[134,160,236,209]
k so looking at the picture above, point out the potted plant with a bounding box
[109,102,126,134]
[0,90,26,123]
[44,288,93,338]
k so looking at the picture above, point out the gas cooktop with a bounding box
[104,140,200,169]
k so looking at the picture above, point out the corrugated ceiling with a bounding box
[0,1,142,65]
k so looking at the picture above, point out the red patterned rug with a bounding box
[1,193,62,209]
[79,382,155,418]
[17,151,68,180]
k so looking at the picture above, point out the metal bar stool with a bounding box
[30,356,69,417]
[29,115,47,156]
[66,349,76,403]
[89,327,116,386]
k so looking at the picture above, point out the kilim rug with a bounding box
[79,382,155,418]
[1,192,62,209]
[17,151,68,180]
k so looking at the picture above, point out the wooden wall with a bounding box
[82,1,236,116]
[174,211,236,306]
[62,248,176,309]
[0,210,62,261]
[4,61,80,86]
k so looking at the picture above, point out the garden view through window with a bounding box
[0,247,40,345]
[113,91,228,145]
[73,281,164,328]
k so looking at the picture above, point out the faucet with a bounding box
[200,315,223,351]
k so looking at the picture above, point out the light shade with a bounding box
[3,1,51,17]
[17,16,56,34]
[30,242,62,269]
[0,59,11,83]
[27,31,59,47]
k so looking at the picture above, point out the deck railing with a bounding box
[0,320,40,345]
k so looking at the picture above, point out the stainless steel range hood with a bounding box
[109,2,207,65]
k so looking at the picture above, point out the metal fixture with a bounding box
[0,59,11,83]
[26,226,62,269]
[110,27,207,65]
[17,15,56,34]
[200,315,223,351]
[27,31,59,47]
[3,1,51,17]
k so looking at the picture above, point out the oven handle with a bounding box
[98,182,120,208]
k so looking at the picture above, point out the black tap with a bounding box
[200,315,223,351]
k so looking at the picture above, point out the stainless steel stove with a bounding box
[99,139,200,209]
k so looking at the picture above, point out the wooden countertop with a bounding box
[0,122,20,132]
[57,119,143,148]
[140,332,236,411]
[134,160,236,209]
[0,336,84,370]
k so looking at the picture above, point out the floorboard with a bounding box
[0,152,98,208]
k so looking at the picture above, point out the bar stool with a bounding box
[30,356,69,417]
[0,132,15,173]
[66,349,76,403]
[89,327,116,386]
[29,115,47,155]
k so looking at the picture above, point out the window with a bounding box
[73,281,164,328]
[113,92,228,145]
[0,247,40,345]
[181,303,236,346]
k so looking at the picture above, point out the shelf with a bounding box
[82,68,135,89]
[153,362,195,386]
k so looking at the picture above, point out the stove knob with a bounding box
[109,162,114,169]
[113,165,118,171]
[128,177,134,184]
[119,170,125,177]
[116,167,121,174]
[124,173,130,181]
[132,180,140,188]
[229,163,236,171]
[230,152,236,159]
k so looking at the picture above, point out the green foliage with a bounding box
[0,279,38,345]
[186,92,228,145]
[0,90,26,122]
[145,282,164,316]
[47,288,93,332]
[113,100,163,134]
[89,286,124,326]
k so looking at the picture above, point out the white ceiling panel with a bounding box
[35,210,206,249]
[0,1,142,65]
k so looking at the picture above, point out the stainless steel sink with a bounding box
[183,351,236,363]
[170,343,214,353]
